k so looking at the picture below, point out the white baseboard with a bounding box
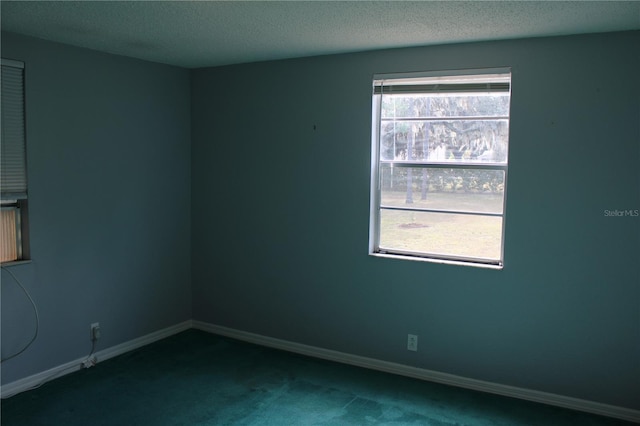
[0,320,192,399]
[192,321,640,424]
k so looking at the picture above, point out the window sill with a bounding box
[1,259,32,268]
[369,252,503,270]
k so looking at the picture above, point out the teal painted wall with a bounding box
[191,31,640,409]
[1,33,192,384]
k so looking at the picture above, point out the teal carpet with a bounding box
[1,330,634,425]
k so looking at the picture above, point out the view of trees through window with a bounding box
[371,72,510,265]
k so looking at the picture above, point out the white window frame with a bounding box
[369,68,511,268]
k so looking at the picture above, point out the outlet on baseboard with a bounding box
[90,323,101,341]
[407,334,418,352]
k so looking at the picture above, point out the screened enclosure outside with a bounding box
[369,70,511,266]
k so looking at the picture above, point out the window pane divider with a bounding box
[380,161,507,170]
[381,115,509,122]
[380,205,502,217]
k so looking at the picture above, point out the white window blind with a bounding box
[1,61,27,200]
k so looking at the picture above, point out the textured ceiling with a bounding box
[1,1,639,69]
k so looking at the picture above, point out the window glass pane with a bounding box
[380,166,504,214]
[379,210,502,260]
[381,94,510,118]
[379,119,509,163]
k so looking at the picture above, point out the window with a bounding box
[1,59,29,263]
[369,69,511,267]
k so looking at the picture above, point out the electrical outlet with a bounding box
[90,323,100,341]
[407,334,418,352]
